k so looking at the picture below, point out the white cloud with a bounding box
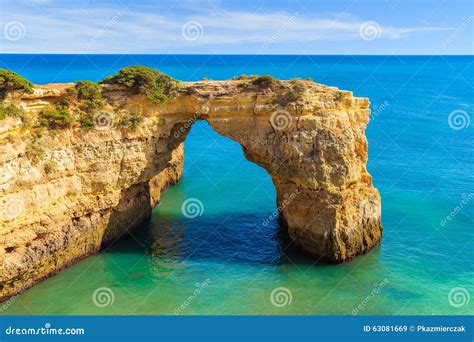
[0,2,455,53]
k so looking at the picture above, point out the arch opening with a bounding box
[137,120,301,265]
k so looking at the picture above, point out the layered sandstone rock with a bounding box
[0,78,381,300]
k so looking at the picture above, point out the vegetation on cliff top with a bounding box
[0,69,34,99]
[0,67,309,132]
[29,80,105,130]
[251,75,278,87]
[272,78,308,106]
[101,66,181,105]
[233,74,306,106]
[74,81,104,128]
[75,80,104,111]
[235,74,279,89]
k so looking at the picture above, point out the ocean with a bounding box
[1,55,472,315]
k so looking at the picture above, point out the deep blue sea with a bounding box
[1,55,472,315]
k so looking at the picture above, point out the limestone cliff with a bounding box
[0,78,382,300]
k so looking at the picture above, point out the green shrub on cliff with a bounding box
[157,117,166,127]
[79,99,102,114]
[38,105,74,129]
[75,81,104,114]
[101,66,181,105]
[53,87,77,110]
[0,101,26,120]
[232,74,248,80]
[0,69,34,99]
[25,130,47,164]
[251,75,278,88]
[79,111,94,129]
[289,78,307,93]
[127,112,143,130]
[116,111,143,131]
[273,88,300,106]
[75,81,102,100]
[55,97,71,110]
[334,91,345,103]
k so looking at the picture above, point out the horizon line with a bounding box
[0,53,473,57]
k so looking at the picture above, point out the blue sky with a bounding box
[0,0,472,54]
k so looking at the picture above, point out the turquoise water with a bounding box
[1,55,472,315]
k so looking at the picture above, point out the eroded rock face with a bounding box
[0,79,381,300]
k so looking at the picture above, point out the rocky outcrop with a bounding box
[0,78,382,300]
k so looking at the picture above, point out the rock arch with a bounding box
[0,79,381,300]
